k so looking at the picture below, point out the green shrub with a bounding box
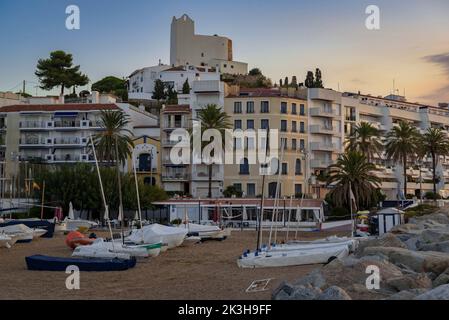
[424,191,441,200]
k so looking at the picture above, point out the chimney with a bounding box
[91,91,100,103]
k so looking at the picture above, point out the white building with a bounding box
[170,14,248,75]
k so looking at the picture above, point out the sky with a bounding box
[0,0,449,105]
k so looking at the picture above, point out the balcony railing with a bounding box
[192,80,221,93]
[309,125,336,135]
[20,121,46,129]
[54,120,81,128]
[310,142,337,152]
[162,173,190,181]
[53,137,81,145]
[310,107,337,117]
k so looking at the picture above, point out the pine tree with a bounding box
[314,68,324,88]
[279,79,283,87]
[291,76,298,89]
[182,79,191,94]
[166,85,178,105]
[284,77,289,88]
[152,79,166,101]
[305,71,314,88]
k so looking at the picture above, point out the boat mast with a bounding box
[114,135,125,244]
[256,128,270,251]
[132,152,144,243]
[90,135,115,249]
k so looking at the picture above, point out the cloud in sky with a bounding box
[421,52,449,102]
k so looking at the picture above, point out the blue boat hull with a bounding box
[0,220,55,238]
[25,255,136,272]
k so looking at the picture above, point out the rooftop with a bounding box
[0,103,119,113]
[162,104,191,114]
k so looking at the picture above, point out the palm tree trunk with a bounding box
[432,152,437,194]
[208,164,213,198]
[60,85,64,96]
[403,155,407,199]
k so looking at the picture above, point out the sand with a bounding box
[0,230,346,300]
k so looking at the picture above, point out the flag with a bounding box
[32,182,40,190]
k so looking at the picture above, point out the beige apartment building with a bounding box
[224,88,309,198]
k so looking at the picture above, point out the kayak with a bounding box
[25,255,136,271]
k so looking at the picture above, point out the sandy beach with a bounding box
[0,230,347,300]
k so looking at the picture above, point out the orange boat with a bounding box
[65,231,95,250]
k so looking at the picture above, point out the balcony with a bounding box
[53,137,84,146]
[310,142,337,152]
[310,107,337,118]
[19,138,49,148]
[309,125,337,135]
[162,139,182,147]
[54,120,81,129]
[192,80,221,93]
[311,159,333,168]
[20,121,47,130]
[52,154,81,162]
[163,120,186,130]
[162,172,190,181]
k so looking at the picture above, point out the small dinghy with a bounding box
[25,255,136,271]
[72,245,131,260]
[269,238,358,253]
[0,224,34,243]
[127,224,187,249]
[179,223,231,241]
[237,243,350,268]
[0,219,55,238]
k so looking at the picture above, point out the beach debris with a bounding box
[246,278,273,293]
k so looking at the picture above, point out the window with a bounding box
[300,104,305,116]
[292,121,297,132]
[239,158,250,175]
[234,102,242,113]
[282,163,288,175]
[281,137,288,150]
[292,139,297,150]
[300,139,305,151]
[138,153,152,172]
[234,120,242,129]
[300,122,305,133]
[247,183,256,197]
[281,120,287,132]
[246,101,254,113]
[261,101,269,113]
[295,184,303,196]
[292,103,297,114]
[247,119,255,129]
[234,183,242,192]
[295,159,302,175]
[261,119,269,130]
[281,102,288,114]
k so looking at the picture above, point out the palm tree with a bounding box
[93,110,134,164]
[421,127,449,194]
[346,122,383,162]
[385,121,420,198]
[93,110,134,229]
[196,104,232,198]
[327,151,381,209]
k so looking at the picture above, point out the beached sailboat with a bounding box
[237,243,350,268]
[26,255,136,272]
[180,223,230,240]
[127,223,187,249]
[0,224,35,243]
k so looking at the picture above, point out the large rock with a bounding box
[433,267,449,287]
[362,247,449,274]
[420,229,449,244]
[293,269,327,289]
[411,213,449,226]
[414,284,449,300]
[317,286,352,300]
[390,223,423,235]
[419,240,449,253]
[272,281,295,300]
[386,289,428,300]
[289,285,322,300]
[386,273,432,291]
[355,233,406,257]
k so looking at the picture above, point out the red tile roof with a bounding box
[162,105,191,113]
[0,104,119,113]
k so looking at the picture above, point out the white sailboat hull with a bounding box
[0,225,34,243]
[64,219,98,232]
[237,244,350,268]
[270,239,358,252]
[32,228,48,239]
[72,246,131,260]
[179,223,231,240]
